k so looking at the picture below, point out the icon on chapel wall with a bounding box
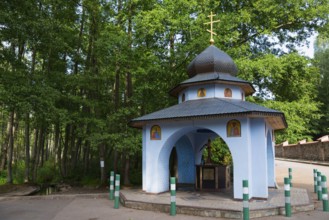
[227,120,241,137]
[197,88,206,97]
[224,88,232,98]
[151,125,161,140]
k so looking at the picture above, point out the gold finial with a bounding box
[204,12,220,45]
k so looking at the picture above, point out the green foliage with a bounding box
[0,0,328,186]
[263,98,322,144]
[81,176,101,187]
[237,53,319,101]
[12,161,25,184]
[203,138,232,166]
[314,34,329,134]
[238,52,321,143]
[37,159,60,184]
[0,171,6,185]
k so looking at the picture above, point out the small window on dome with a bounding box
[224,88,232,98]
[197,88,206,97]
[182,93,186,102]
[241,92,244,100]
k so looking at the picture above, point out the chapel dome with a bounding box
[187,45,238,78]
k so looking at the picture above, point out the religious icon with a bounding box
[227,120,241,137]
[197,88,206,97]
[150,125,161,140]
[224,88,232,98]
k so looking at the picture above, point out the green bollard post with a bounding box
[318,171,322,201]
[114,174,120,209]
[284,177,291,217]
[288,168,292,187]
[109,171,114,200]
[314,169,318,193]
[243,180,249,220]
[322,175,329,212]
[170,177,176,216]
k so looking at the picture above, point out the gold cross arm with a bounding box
[204,12,220,44]
[204,20,221,25]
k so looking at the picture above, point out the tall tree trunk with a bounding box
[122,1,134,185]
[24,44,36,182]
[83,124,91,175]
[62,124,70,178]
[6,111,15,184]
[74,6,85,75]
[31,129,39,182]
[33,126,43,182]
[124,155,130,185]
[24,113,30,183]
[72,137,82,171]
[69,124,76,175]
[55,122,62,176]
[40,127,46,167]
[0,114,10,172]
[114,0,122,110]
[114,64,120,110]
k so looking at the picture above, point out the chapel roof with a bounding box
[129,98,287,129]
[187,45,238,77]
[170,45,255,97]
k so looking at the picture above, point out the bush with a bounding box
[202,137,233,166]
[81,176,101,187]
[0,171,6,185]
[13,161,25,184]
[37,159,60,184]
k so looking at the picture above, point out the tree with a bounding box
[314,34,329,135]
[0,0,328,185]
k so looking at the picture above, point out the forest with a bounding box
[0,0,329,187]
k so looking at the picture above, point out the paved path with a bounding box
[0,160,329,220]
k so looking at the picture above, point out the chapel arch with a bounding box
[157,126,234,192]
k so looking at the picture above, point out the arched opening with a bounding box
[168,135,195,189]
[157,127,234,193]
[199,136,233,190]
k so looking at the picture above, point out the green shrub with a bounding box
[0,171,6,185]
[202,137,233,166]
[37,159,60,184]
[81,176,101,187]
[13,161,25,184]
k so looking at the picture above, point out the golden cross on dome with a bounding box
[204,12,220,45]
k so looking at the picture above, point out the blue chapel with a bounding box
[130,40,287,199]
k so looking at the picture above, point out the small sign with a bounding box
[203,168,214,180]
[100,160,104,168]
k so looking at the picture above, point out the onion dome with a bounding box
[187,45,238,78]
